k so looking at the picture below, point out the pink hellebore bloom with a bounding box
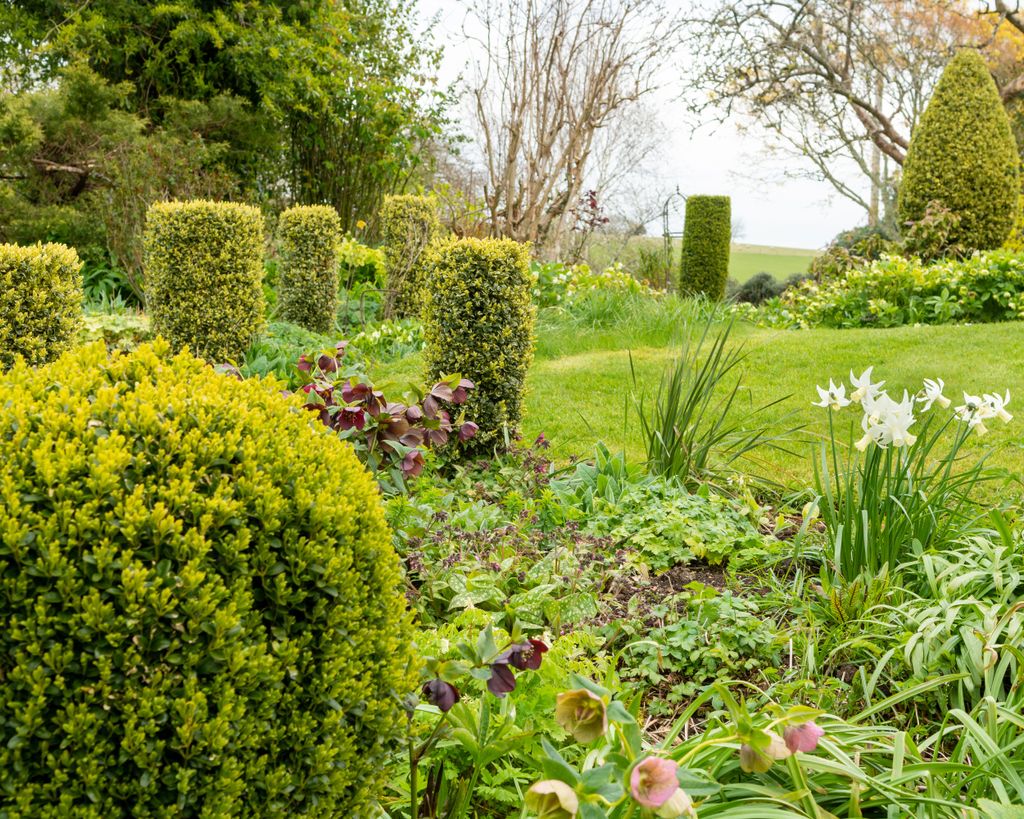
[784,721,825,753]
[739,731,792,774]
[630,757,679,808]
[401,449,425,478]
[458,421,479,442]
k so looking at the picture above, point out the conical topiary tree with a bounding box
[897,49,1020,252]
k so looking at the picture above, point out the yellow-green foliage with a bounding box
[680,195,731,299]
[0,340,414,818]
[380,194,442,317]
[1003,193,1024,252]
[424,237,535,452]
[278,204,341,333]
[145,200,266,362]
[0,242,83,370]
[897,50,1020,251]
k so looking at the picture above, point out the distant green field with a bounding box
[585,235,818,285]
[729,243,818,283]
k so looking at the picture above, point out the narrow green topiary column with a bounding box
[0,242,82,370]
[423,237,535,453]
[679,195,731,300]
[897,49,1020,252]
[278,204,342,332]
[380,194,442,318]
[145,199,266,362]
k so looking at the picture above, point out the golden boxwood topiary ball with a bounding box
[0,340,414,818]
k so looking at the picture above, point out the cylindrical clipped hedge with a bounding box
[278,204,342,332]
[145,200,266,362]
[380,194,442,318]
[0,242,83,370]
[424,237,535,452]
[0,340,414,817]
[679,195,731,300]
[897,49,1020,252]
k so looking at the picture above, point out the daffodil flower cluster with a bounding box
[814,367,1012,450]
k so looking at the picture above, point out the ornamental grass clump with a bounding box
[145,199,266,362]
[0,242,83,370]
[811,366,1011,579]
[0,340,414,817]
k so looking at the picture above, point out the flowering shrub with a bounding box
[746,250,1024,329]
[295,343,477,493]
[533,260,655,307]
[811,366,1011,578]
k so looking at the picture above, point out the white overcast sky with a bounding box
[416,0,865,250]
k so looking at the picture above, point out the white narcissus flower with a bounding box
[849,367,884,403]
[857,390,917,449]
[984,391,1013,423]
[812,380,851,411]
[956,393,993,435]
[917,378,951,411]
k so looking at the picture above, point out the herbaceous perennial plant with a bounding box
[811,367,1011,579]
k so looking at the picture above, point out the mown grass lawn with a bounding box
[376,316,1024,488]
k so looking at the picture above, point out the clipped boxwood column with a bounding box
[679,195,731,300]
[145,200,266,362]
[0,340,415,816]
[0,242,83,370]
[424,237,535,453]
[278,204,342,332]
[897,49,1019,252]
[380,194,442,318]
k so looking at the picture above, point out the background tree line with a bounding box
[0,0,448,300]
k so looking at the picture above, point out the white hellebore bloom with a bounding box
[983,391,1013,424]
[849,367,884,404]
[917,378,951,411]
[813,380,851,411]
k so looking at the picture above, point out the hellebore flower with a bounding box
[316,353,338,373]
[297,355,313,373]
[784,721,825,753]
[812,380,851,411]
[422,679,460,713]
[984,390,1013,423]
[524,780,578,818]
[342,381,373,403]
[630,757,679,808]
[452,378,475,404]
[918,378,950,411]
[504,638,549,671]
[338,406,366,431]
[656,788,697,818]
[849,367,884,404]
[401,449,425,478]
[459,421,480,442]
[430,382,455,402]
[487,662,517,697]
[739,731,791,774]
[554,688,607,743]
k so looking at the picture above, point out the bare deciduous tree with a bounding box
[683,0,1009,226]
[465,0,685,254]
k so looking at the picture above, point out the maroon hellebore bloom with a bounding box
[422,679,460,712]
[505,638,549,671]
[487,663,517,697]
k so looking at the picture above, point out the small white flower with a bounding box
[813,380,851,411]
[956,392,994,434]
[849,367,884,403]
[983,391,1013,424]
[917,378,951,411]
